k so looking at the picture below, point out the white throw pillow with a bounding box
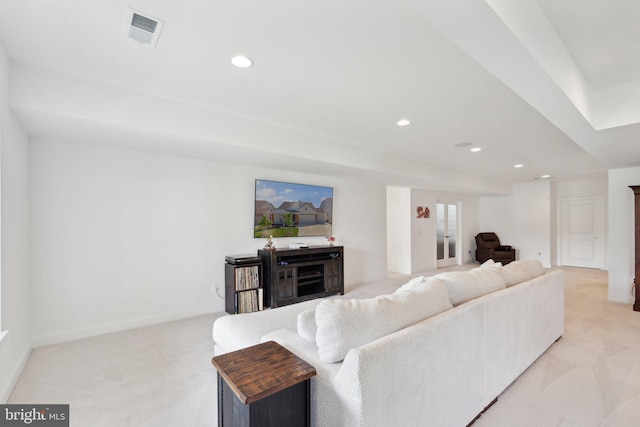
[481,259,502,269]
[436,269,506,306]
[315,280,452,363]
[395,275,427,292]
[472,260,503,272]
[481,259,495,267]
[297,309,317,342]
[498,259,545,286]
[395,275,446,294]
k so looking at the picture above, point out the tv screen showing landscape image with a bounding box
[254,179,333,238]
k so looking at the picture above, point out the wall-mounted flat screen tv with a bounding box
[254,179,333,238]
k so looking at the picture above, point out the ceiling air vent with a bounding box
[126,8,164,47]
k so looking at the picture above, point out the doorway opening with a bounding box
[436,201,459,268]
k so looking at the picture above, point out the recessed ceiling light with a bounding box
[541,174,550,178]
[231,55,253,68]
[514,164,524,168]
[397,119,410,126]
[470,147,481,152]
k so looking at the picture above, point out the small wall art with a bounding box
[416,206,430,219]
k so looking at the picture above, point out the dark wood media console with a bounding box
[259,246,344,308]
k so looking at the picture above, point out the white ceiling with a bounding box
[538,0,640,90]
[0,0,638,194]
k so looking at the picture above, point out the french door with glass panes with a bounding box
[436,202,459,268]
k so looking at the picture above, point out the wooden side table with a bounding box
[211,341,316,427]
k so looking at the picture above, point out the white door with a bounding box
[560,198,604,268]
[437,202,459,268]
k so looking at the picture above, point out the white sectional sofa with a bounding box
[212,260,564,426]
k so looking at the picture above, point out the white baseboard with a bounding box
[31,306,218,348]
[0,336,32,403]
[607,291,633,304]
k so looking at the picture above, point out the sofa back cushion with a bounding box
[315,280,452,363]
[436,269,506,306]
[498,259,545,286]
[297,309,317,342]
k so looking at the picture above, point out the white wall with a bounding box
[410,189,437,273]
[607,168,638,303]
[549,183,557,266]
[479,179,609,270]
[512,182,552,263]
[388,187,479,274]
[387,187,411,273]
[461,195,480,264]
[0,43,30,402]
[479,181,552,267]
[29,139,388,346]
[556,179,608,199]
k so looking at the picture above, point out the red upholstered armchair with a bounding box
[475,232,516,265]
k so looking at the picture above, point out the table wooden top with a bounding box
[211,341,316,404]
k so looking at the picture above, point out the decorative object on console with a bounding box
[475,232,516,264]
[264,235,276,251]
[327,236,335,246]
[254,179,333,238]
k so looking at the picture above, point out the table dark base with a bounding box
[218,373,311,427]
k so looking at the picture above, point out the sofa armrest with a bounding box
[261,329,342,378]
[262,329,353,427]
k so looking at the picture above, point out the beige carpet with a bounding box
[8,313,222,426]
[9,267,640,426]
[476,267,640,427]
